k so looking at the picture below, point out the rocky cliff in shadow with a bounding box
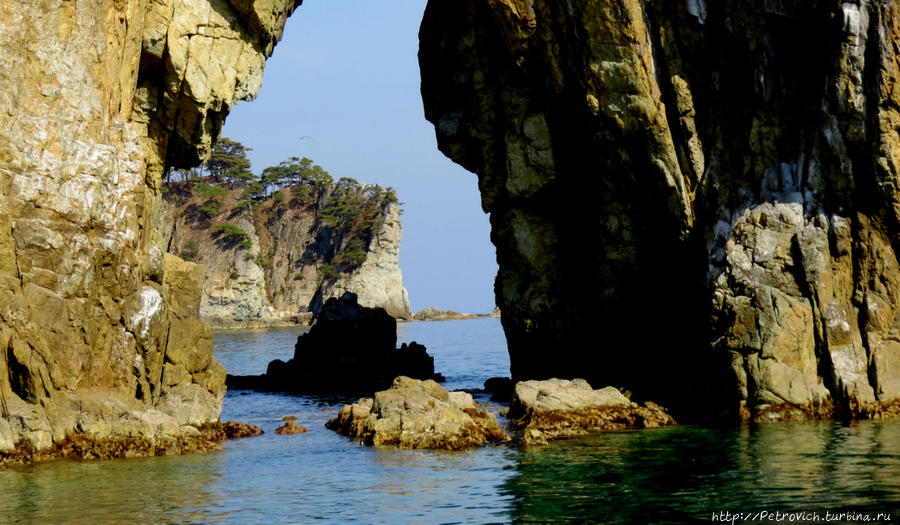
[0,0,300,455]
[160,180,411,328]
[419,0,900,422]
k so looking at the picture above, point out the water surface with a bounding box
[1,318,899,523]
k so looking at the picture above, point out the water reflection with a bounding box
[0,452,224,524]
[212,326,308,376]
[3,322,900,523]
[502,420,900,524]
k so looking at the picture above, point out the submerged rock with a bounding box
[229,293,440,394]
[326,376,511,450]
[274,421,308,435]
[508,379,676,445]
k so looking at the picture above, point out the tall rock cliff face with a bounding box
[0,0,298,453]
[160,182,411,327]
[420,0,900,420]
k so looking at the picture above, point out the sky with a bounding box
[221,0,498,314]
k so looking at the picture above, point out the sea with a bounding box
[1,317,899,523]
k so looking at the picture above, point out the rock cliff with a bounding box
[420,0,900,421]
[0,0,298,455]
[160,180,411,327]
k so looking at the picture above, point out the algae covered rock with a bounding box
[327,376,511,450]
[508,379,675,445]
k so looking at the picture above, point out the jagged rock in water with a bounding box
[274,421,308,435]
[484,376,514,402]
[508,379,675,445]
[326,376,511,450]
[230,293,439,393]
[160,182,411,328]
[0,0,298,459]
[419,0,900,421]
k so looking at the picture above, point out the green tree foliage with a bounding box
[195,182,227,199]
[206,137,254,187]
[215,223,252,249]
[318,263,341,280]
[337,237,368,266]
[319,177,364,227]
[198,201,220,217]
[261,156,333,195]
[163,138,403,279]
[180,240,199,261]
[194,182,227,218]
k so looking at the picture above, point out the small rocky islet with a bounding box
[325,375,676,450]
[222,292,676,451]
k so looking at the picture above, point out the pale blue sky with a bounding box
[222,0,498,314]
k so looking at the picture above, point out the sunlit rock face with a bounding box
[160,186,411,328]
[420,0,900,421]
[0,0,299,453]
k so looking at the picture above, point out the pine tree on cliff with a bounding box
[206,137,253,188]
[261,156,333,195]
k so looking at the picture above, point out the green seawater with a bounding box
[1,318,898,523]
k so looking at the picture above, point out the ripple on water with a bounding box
[1,319,899,523]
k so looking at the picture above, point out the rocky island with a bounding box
[161,151,411,329]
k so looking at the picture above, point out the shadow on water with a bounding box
[501,420,900,524]
[2,321,900,523]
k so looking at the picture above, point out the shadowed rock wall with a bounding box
[420,0,900,421]
[0,0,299,453]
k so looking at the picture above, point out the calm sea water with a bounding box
[1,318,899,523]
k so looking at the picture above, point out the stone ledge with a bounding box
[0,421,262,469]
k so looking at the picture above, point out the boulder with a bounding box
[483,377,514,402]
[274,422,308,435]
[229,293,440,394]
[508,379,676,445]
[326,376,511,450]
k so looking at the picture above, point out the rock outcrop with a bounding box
[274,421,308,435]
[161,181,411,328]
[326,376,511,450]
[0,0,298,457]
[412,307,500,321]
[419,0,900,421]
[508,379,676,445]
[229,292,438,393]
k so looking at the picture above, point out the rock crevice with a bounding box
[420,0,900,421]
